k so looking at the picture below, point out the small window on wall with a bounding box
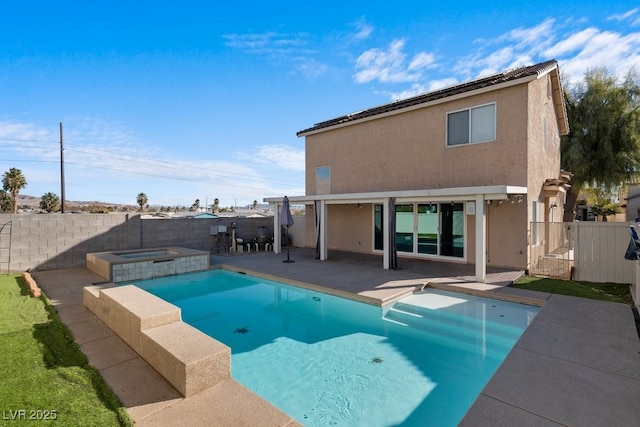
[447,103,496,146]
[315,166,330,195]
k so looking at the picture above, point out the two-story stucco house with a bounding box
[267,59,570,282]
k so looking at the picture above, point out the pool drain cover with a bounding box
[235,327,249,334]
[371,357,383,364]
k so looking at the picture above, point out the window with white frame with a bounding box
[447,103,496,146]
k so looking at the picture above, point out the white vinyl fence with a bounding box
[573,222,636,284]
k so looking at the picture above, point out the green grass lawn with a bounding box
[513,275,631,304]
[0,274,132,426]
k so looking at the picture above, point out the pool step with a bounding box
[383,303,521,356]
[390,301,524,340]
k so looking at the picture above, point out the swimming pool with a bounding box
[132,269,538,426]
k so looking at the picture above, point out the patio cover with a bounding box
[266,184,527,282]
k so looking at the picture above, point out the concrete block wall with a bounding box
[0,213,140,272]
[139,217,273,253]
[0,213,274,273]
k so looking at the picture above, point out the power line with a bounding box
[63,161,296,192]
[1,138,303,186]
[1,136,304,191]
[0,137,58,144]
[64,146,300,187]
[0,157,301,192]
[62,142,303,186]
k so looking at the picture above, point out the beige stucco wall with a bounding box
[525,74,565,267]
[303,203,374,254]
[305,84,530,196]
[301,74,564,270]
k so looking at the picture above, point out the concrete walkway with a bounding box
[32,247,640,426]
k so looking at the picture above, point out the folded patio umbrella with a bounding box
[281,196,295,263]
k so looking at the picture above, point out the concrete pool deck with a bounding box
[31,247,640,426]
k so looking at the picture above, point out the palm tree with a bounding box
[213,198,220,213]
[2,168,27,214]
[252,200,258,210]
[40,192,61,213]
[136,193,148,212]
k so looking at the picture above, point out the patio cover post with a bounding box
[475,194,486,282]
[272,202,281,254]
[319,200,328,260]
[383,198,390,269]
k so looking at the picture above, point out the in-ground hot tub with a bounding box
[87,247,210,282]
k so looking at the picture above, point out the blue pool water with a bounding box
[133,269,538,426]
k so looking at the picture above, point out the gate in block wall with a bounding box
[530,221,635,284]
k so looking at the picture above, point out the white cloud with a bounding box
[608,8,639,22]
[428,78,458,91]
[453,16,640,84]
[236,144,305,174]
[386,83,428,101]
[350,17,374,41]
[545,28,600,57]
[291,57,328,79]
[499,18,555,50]
[476,47,516,76]
[559,31,640,80]
[223,31,327,79]
[408,52,436,71]
[354,39,436,84]
[0,120,56,142]
[222,32,308,53]
[240,144,305,172]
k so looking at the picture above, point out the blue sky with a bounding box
[1,1,639,208]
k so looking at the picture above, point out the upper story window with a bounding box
[446,103,496,146]
[315,166,331,194]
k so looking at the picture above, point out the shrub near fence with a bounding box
[0,213,274,273]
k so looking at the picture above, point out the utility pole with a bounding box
[60,122,65,213]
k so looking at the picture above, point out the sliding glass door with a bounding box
[417,204,438,254]
[395,204,414,252]
[376,202,464,258]
[440,203,464,257]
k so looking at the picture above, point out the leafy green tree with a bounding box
[40,192,61,213]
[2,168,27,214]
[584,187,619,221]
[0,190,11,212]
[136,193,148,212]
[213,198,220,213]
[562,67,640,220]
